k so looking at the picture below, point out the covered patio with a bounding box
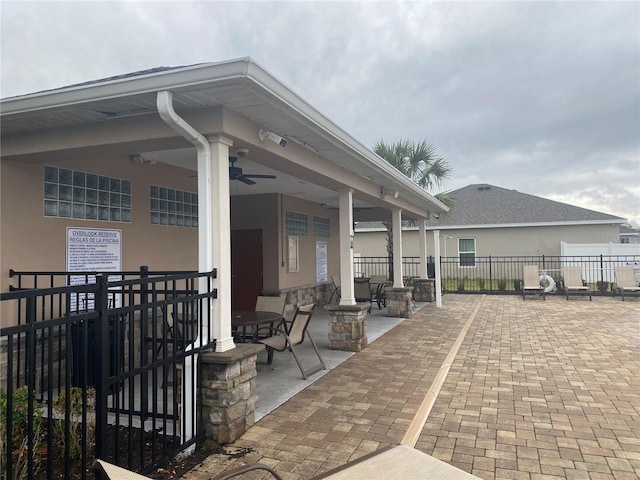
[1,57,449,476]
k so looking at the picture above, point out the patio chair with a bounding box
[613,266,640,301]
[561,266,592,301]
[258,303,326,379]
[253,295,286,339]
[370,274,389,309]
[328,276,341,303]
[94,459,283,480]
[521,265,545,300]
[354,277,374,312]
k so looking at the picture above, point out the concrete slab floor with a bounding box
[254,303,422,420]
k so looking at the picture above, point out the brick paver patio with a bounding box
[183,295,640,479]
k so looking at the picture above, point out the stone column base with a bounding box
[200,343,264,446]
[386,287,414,318]
[413,278,435,302]
[327,304,369,352]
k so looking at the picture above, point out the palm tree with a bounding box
[373,139,453,280]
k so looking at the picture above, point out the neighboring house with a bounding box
[620,224,640,244]
[354,183,626,262]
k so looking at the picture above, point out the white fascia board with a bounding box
[425,219,627,231]
[1,58,253,114]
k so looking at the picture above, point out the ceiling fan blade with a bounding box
[242,174,277,179]
[236,175,256,185]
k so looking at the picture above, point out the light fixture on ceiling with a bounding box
[130,154,157,165]
[236,148,249,158]
[258,129,287,147]
[380,186,399,199]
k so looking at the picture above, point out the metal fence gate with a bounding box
[1,268,217,479]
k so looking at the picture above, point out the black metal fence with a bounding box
[354,255,640,294]
[1,268,216,479]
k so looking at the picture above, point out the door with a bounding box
[231,229,264,310]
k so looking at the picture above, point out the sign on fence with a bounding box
[66,227,122,310]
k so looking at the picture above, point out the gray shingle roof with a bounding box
[426,184,625,227]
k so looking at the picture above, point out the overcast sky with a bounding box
[2,1,639,226]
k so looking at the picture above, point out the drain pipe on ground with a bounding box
[156,90,213,452]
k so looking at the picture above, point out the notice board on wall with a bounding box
[66,227,122,310]
[316,241,328,283]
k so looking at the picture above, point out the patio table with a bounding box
[231,310,282,343]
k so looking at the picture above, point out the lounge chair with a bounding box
[96,444,482,479]
[521,265,545,300]
[94,459,282,479]
[614,266,640,301]
[562,266,592,301]
[258,303,326,379]
[312,444,482,479]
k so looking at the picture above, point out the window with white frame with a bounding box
[458,238,476,267]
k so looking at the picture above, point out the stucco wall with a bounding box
[354,223,622,259]
[279,195,340,290]
[1,157,199,292]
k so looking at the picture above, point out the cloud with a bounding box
[1,0,638,225]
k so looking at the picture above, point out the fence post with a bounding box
[488,256,493,293]
[94,275,109,461]
[600,254,605,292]
[25,296,37,479]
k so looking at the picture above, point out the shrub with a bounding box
[497,279,507,291]
[0,386,45,480]
[53,387,96,460]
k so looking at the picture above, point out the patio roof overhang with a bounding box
[1,57,448,221]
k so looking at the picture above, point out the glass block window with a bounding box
[285,211,308,236]
[458,238,476,267]
[313,216,330,237]
[150,185,198,227]
[43,166,131,222]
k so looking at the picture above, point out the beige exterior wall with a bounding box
[354,223,622,259]
[1,157,199,292]
[1,158,341,297]
[278,195,340,290]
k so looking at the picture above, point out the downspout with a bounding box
[156,90,211,451]
[156,90,212,345]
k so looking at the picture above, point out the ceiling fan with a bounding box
[229,156,276,185]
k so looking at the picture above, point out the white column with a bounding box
[392,208,403,288]
[338,188,356,305]
[418,218,428,278]
[207,136,235,352]
[433,230,443,307]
